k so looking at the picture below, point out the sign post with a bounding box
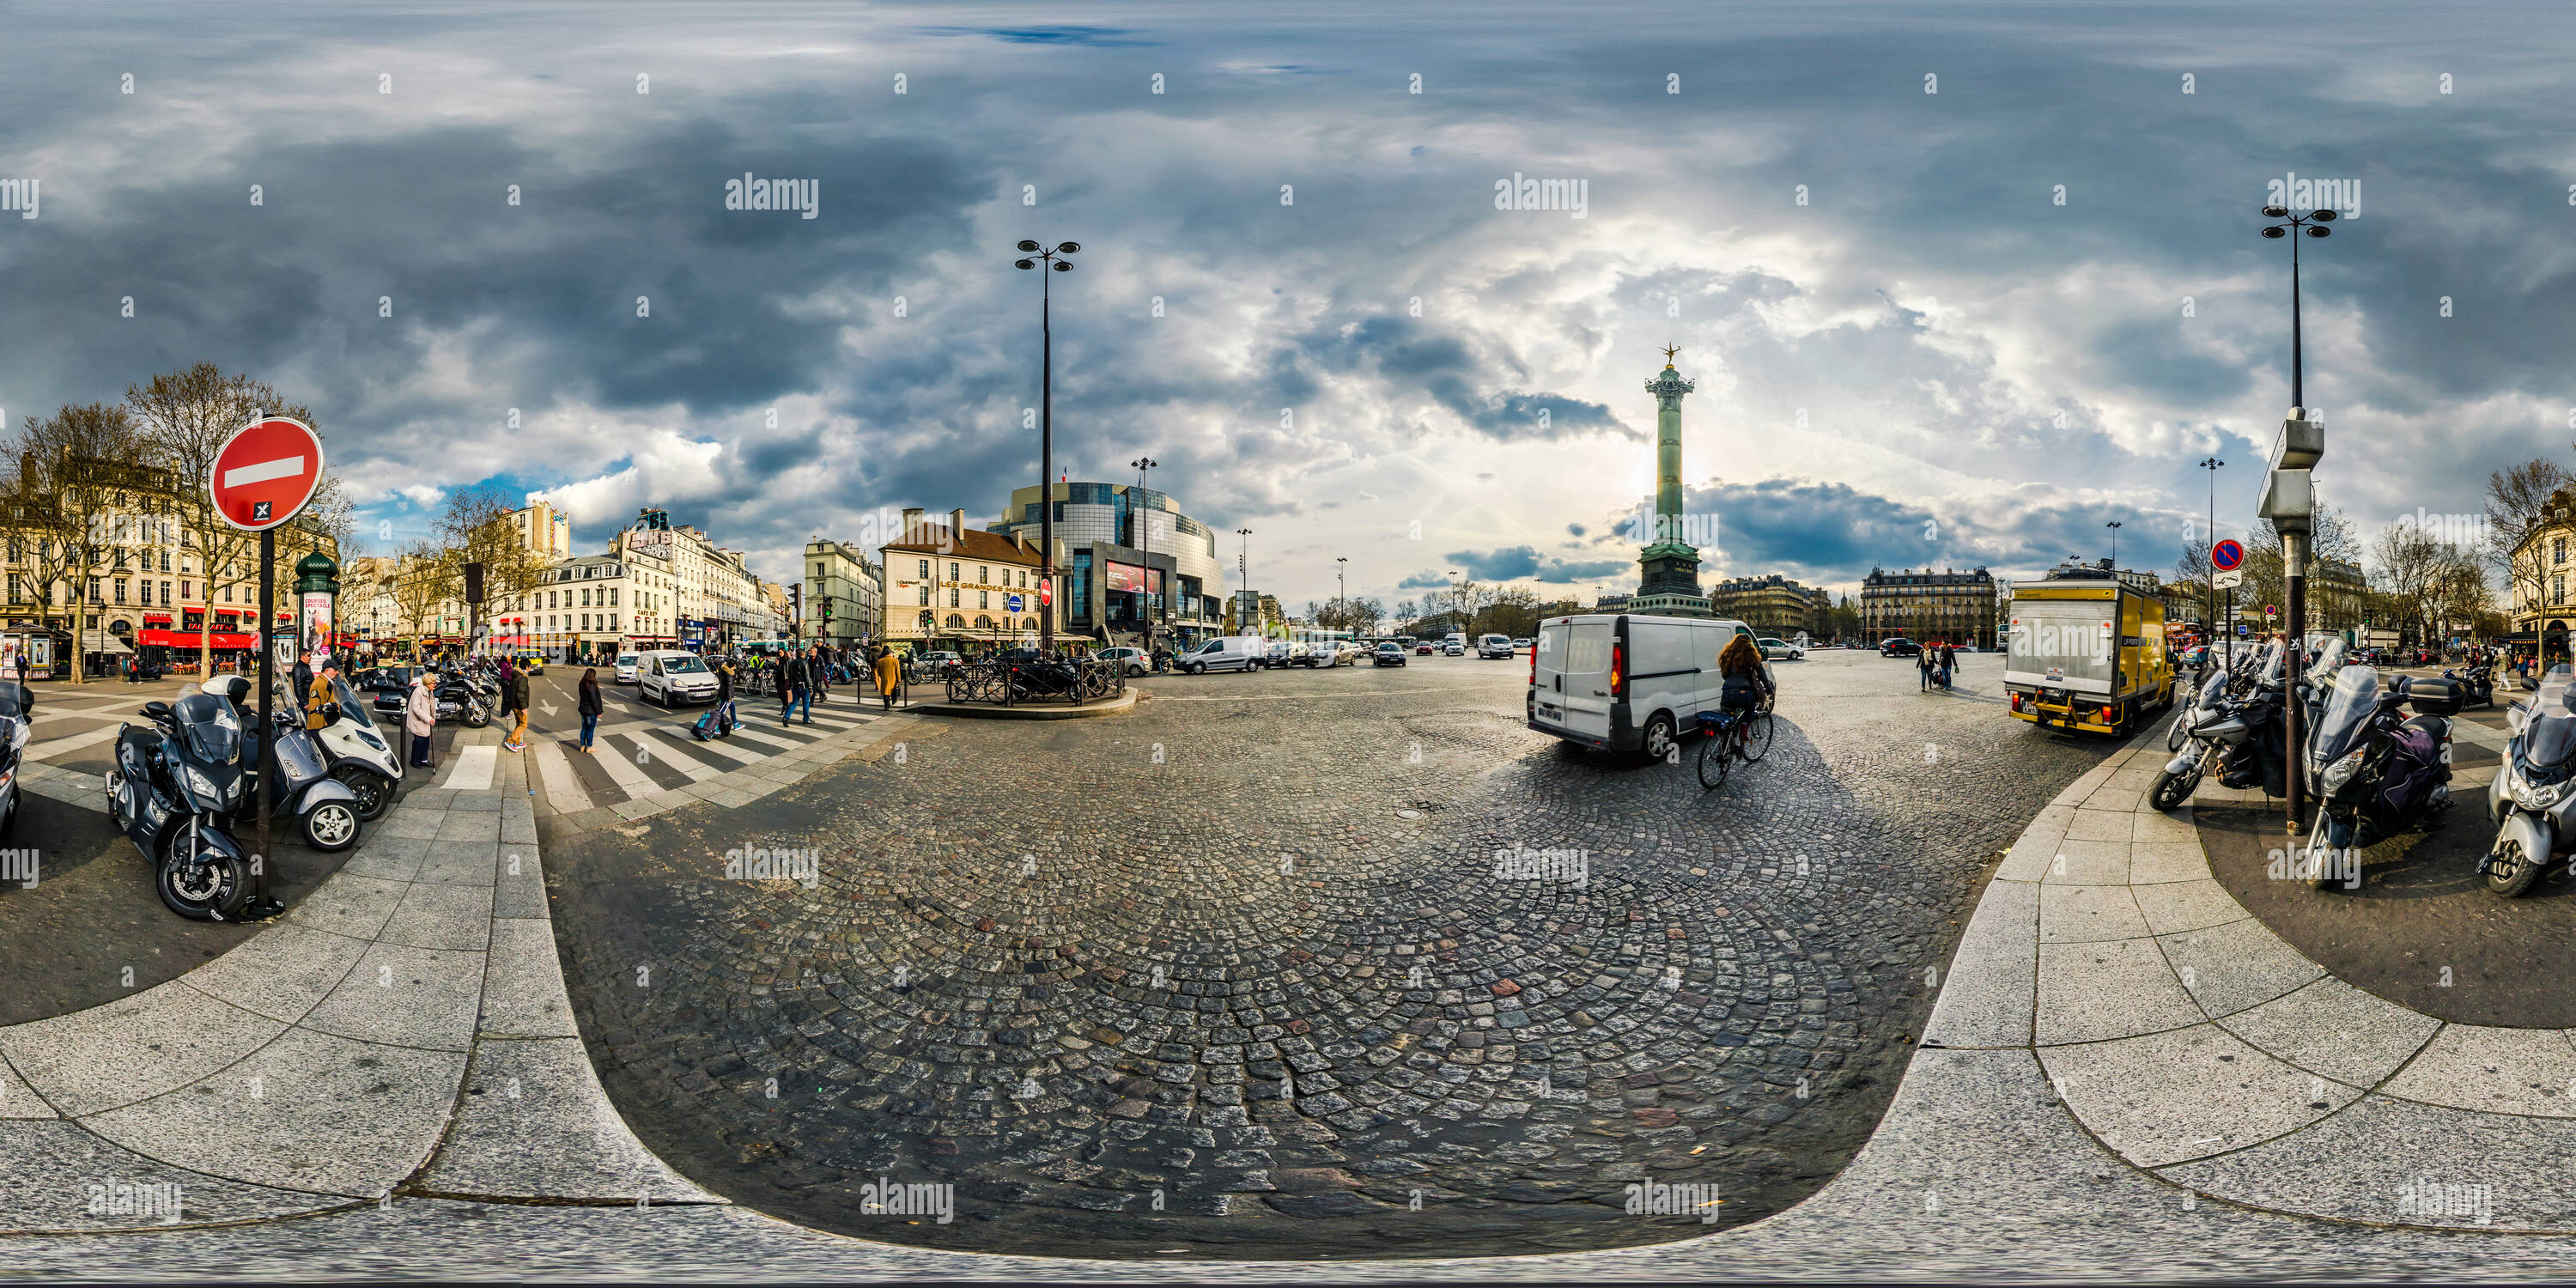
[209,416,325,921]
[2209,540,2246,670]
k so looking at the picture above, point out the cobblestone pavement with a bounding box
[545,650,2120,1258]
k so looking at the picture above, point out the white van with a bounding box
[1528,614,1767,759]
[1477,633,1515,659]
[637,649,720,707]
[1180,635,1267,674]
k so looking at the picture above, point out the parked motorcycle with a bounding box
[2482,665,2576,896]
[280,675,404,822]
[242,708,367,854]
[0,680,30,844]
[2295,664,2458,890]
[2150,641,2306,811]
[106,693,255,920]
[435,671,494,727]
[2441,663,2495,709]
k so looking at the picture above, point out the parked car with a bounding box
[1262,641,1297,669]
[1511,637,1534,653]
[1097,646,1151,675]
[1756,637,1805,661]
[1477,634,1515,659]
[1180,635,1267,674]
[1373,642,1407,666]
[1414,641,1436,655]
[637,649,719,707]
[613,652,641,684]
[1880,638,1922,658]
[1442,640,1466,656]
[915,651,963,674]
[515,653,547,676]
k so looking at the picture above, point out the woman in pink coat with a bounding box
[404,672,437,770]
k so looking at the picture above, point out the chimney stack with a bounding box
[950,509,968,543]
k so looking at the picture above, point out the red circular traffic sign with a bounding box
[2210,538,2245,571]
[1039,580,1053,607]
[209,417,325,532]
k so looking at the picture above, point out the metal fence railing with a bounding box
[945,657,1121,706]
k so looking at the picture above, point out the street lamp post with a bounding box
[2105,520,2122,569]
[1235,526,1252,634]
[1131,455,1157,653]
[2200,456,2225,665]
[2260,201,2335,837]
[1335,556,1347,633]
[1015,238,1080,654]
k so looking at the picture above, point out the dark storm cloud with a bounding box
[1443,546,1629,584]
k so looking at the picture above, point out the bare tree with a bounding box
[2369,521,2447,643]
[437,483,542,641]
[2487,459,2572,627]
[6,404,146,683]
[125,365,320,674]
[392,540,460,643]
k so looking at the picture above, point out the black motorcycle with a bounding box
[2296,665,2458,890]
[106,694,255,920]
[2442,663,2495,709]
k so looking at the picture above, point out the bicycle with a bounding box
[1693,702,1776,790]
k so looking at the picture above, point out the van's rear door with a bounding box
[1537,619,1614,740]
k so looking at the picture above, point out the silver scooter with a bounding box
[0,680,30,844]
[2484,664,2576,896]
[284,674,403,821]
[204,676,366,853]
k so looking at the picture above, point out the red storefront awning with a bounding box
[141,629,257,649]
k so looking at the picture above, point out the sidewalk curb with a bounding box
[0,726,723,1234]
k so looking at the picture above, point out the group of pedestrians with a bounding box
[1917,641,1959,691]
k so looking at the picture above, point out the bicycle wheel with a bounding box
[1739,712,1776,762]
[1697,729,1735,790]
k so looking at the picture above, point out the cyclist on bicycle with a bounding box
[1716,634,1773,715]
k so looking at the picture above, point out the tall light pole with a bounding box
[2200,456,2224,665]
[1335,556,1347,632]
[1449,569,1463,635]
[1015,238,1080,654]
[1236,526,1252,635]
[1131,455,1157,652]
[2261,202,2334,837]
[2105,520,2122,569]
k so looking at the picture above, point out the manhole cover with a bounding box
[1396,809,1424,819]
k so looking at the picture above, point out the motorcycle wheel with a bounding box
[331,763,395,822]
[466,708,490,729]
[158,828,250,920]
[2148,764,2198,812]
[2166,708,2192,752]
[302,800,361,853]
[2485,835,2542,898]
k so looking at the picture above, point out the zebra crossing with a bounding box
[526,700,896,818]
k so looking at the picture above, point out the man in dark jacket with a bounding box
[713,659,736,736]
[780,649,811,726]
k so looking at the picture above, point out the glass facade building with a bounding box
[997,482,1229,645]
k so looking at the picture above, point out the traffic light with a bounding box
[819,594,835,623]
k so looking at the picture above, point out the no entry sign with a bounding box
[209,416,325,532]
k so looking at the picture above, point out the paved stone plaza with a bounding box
[544,651,2116,1257]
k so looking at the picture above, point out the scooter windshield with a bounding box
[2311,636,2348,675]
[174,693,241,765]
[2308,665,2379,768]
[331,677,378,732]
[2528,666,2576,769]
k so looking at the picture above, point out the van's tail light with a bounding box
[1609,641,1625,698]
[1529,642,1539,686]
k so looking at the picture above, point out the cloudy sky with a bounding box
[4,1,2572,612]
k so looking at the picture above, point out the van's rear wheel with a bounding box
[1641,713,1677,764]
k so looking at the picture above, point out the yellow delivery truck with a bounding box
[2004,566,2175,736]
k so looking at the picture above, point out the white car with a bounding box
[1442,641,1466,657]
[614,653,641,684]
[636,650,719,707]
[1756,638,1805,661]
[1097,646,1151,675]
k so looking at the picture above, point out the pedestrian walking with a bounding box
[874,644,902,710]
[576,667,603,753]
[710,659,737,737]
[501,657,530,751]
[405,672,437,769]
[1917,646,1932,692]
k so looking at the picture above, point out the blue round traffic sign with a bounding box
[2211,538,2245,571]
